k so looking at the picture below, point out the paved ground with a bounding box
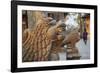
[59,39,90,60]
[76,39,90,59]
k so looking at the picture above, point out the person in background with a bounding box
[83,28,88,44]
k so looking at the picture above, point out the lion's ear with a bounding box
[42,17,53,22]
[56,20,66,28]
[48,20,56,26]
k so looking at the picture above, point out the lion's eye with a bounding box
[57,27,65,32]
[57,28,63,32]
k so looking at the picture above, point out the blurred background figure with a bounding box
[83,28,88,44]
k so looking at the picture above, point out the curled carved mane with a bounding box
[22,19,52,62]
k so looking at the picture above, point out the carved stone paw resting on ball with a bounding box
[62,29,81,60]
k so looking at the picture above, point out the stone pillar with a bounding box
[27,11,44,31]
[27,11,36,31]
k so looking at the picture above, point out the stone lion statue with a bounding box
[22,14,67,62]
[22,12,81,62]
